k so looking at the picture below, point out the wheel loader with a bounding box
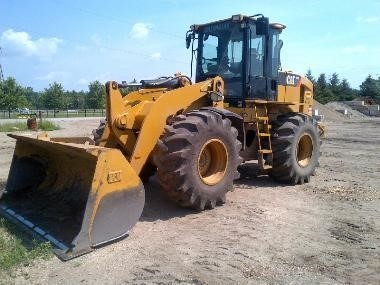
[0,14,321,260]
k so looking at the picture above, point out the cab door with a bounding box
[246,30,267,100]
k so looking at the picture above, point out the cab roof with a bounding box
[190,14,286,32]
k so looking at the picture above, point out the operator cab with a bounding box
[186,14,285,107]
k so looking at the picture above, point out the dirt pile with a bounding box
[313,100,370,121]
[313,100,346,122]
[325,102,368,119]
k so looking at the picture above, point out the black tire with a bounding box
[154,110,242,210]
[139,162,157,183]
[93,119,156,182]
[270,113,321,184]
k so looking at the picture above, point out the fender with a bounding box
[200,107,246,149]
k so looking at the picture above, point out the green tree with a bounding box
[24,86,41,109]
[314,73,334,103]
[41,82,66,109]
[316,73,328,90]
[359,75,380,99]
[329,73,340,94]
[76,91,86,109]
[305,69,315,84]
[313,72,359,103]
[0,77,29,112]
[338,79,356,101]
[85,81,105,109]
[65,90,86,109]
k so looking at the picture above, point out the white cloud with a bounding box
[78,78,89,85]
[76,45,90,52]
[129,23,152,39]
[150,52,162,60]
[1,29,62,57]
[75,35,102,52]
[342,45,368,55]
[91,34,102,46]
[35,71,67,81]
[356,16,380,23]
[77,73,111,86]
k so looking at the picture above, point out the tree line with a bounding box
[0,77,106,111]
[1,73,380,111]
[306,71,380,104]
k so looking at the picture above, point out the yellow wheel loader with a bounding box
[0,14,321,260]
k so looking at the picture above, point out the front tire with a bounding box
[92,119,107,145]
[270,113,321,184]
[154,110,242,210]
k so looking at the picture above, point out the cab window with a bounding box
[249,34,265,77]
[200,24,243,78]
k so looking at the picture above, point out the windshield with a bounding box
[198,23,243,80]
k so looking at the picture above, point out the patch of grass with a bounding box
[0,218,52,272]
[0,122,28,132]
[38,120,60,131]
[0,120,60,132]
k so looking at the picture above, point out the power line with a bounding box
[1,1,192,69]
[1,25,189,66]
[49,0,184,39]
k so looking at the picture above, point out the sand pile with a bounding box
[313,100,369,121]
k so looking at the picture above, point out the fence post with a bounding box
[85,109,87,117]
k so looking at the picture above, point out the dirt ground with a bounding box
[0,114,379,285]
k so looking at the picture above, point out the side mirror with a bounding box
[256,17,269,35]
[186,32,194,49]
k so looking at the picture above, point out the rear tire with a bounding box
[154,110,242,210]
[270,113,321,184]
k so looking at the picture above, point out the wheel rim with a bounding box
[198,139,228,185]
[296,133,313,167]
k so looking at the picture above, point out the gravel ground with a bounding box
[0,112,379,284]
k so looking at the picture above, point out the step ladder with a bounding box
[253,104,273,171]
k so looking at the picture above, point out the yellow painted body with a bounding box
[276,76,314,114]
[97,73,315,172]
[99,78,224,175]
[1,134,144,259]
[99,74,313,168]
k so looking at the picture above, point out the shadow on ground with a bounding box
[139,162,287,223]
[140,176,195,223]
[236,162,287,188]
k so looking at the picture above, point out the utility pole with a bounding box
[0,46,4,82]
[0,46,9,118]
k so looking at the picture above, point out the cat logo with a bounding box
[107,170,122,183]
[286,75,299,85]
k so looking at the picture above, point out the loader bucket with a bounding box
[0,134,145,260]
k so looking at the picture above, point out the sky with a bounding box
[0,0,380,91]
